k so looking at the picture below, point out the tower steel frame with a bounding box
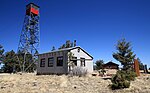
[17,3,40,72]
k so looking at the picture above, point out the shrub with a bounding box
[111,70,131,90]
[123,80,130,88]
[101,69,106,75]
[116,70,136,81]
[125,70,137,81]
[71,66,87,77]
[98,69,106,76]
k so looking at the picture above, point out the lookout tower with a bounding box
[17,3,40,72]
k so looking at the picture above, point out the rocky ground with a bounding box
[0,73,150,93]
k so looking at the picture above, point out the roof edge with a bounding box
[39,46,93,59]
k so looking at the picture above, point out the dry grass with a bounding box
[0,73,150,93]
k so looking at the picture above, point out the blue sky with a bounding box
[0,0,150,67]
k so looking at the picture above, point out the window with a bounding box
[57,56,63,66]
[80,58,85,67]
[40,58,45,67]
[48,57,54,67]
[74,61,77,66]
[72,57,77,66]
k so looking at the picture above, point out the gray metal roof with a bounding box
[39,46,93,59]
[39,46,80,55]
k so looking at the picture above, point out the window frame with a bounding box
[72,57,77,66]
[40,58,45,67]
[48,57,54,67]
[80,57,85,67]
[57,56,63,66]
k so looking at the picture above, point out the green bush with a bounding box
[111,80,130,90]
[115,70,136,81]
[123,80,130,88]
[125,70,137,81]
[111,70,134,90]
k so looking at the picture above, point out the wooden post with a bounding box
[144,65,148,73]
[134,59,140,76]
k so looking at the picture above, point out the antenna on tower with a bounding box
[17,3,40,72]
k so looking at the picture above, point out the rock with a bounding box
[32,82,37,86]
[17,72,23,75]
[1,86,6,89]
[74,86,77,89]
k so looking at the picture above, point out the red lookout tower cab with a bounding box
[26,3,39,16]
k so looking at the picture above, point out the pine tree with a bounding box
[0,45,4,63]
[113,38,136,70]
[137,57,144,70]
[95,60,104,70]
[2,50,20,73]
[17,51,36,72]
[51,46,56,51]
[111,39,136,90]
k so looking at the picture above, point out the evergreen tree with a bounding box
[62,44,66,49]
[137,57,144,70]
[1,49,35,73]
[0,45,4,63]
[66,40,71,48]
[51,46,56,51]
[111,38,136,90]
[95,60,104,70]
[113,38,136,70]
[17,51,36,72]
[59,40,75,49]
[2,50,20,73]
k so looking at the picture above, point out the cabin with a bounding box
[103,61,119,69]
[37,46,93,75]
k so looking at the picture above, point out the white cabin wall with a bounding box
[85,60,93,73]
[70,48,93,72]
[70,48,92,59]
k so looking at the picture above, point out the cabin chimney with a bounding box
[74,40,76,47]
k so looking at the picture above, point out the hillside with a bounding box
[0,73,150,93]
